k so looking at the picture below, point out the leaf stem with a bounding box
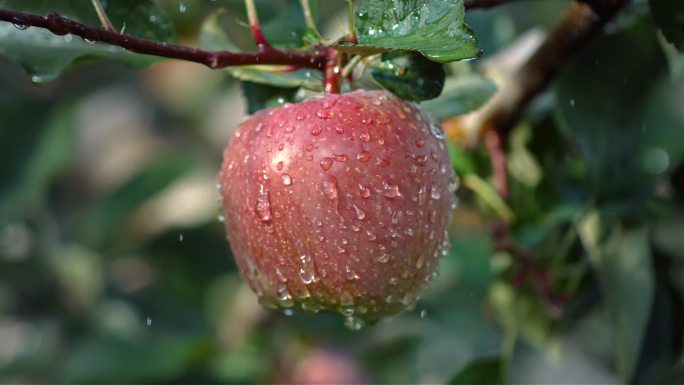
[0,9,328,70]
[299,0,317,31]
[245,0,271,49]
[89,0,115,32]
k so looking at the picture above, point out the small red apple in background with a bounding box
[219,89,457,327]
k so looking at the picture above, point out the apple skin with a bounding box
[219,89,457,324]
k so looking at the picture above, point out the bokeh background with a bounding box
[1,0,683,383]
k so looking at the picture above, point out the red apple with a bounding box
[219,89,457,326]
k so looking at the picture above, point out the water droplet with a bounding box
[13,23,29,30]
[296,112,307,121]
[382,180,401,198]
[255,184,273,223]
[430,186,441,200]
[333,154,348,162]
[179,234,184,242]
[335,126,344,134]
[352,204,366,220]
[320,157,333,171]
[282,174,293,186]
[284,125,295,133]
[389,277,399,285]
[316,110,330,119]
[361,117,373,125]
[299,268,314,284]
[415,155,428,165]
[277,286,294,307]
[322,175,338,201]
[340,291,354,307]
[179,2,187,13]
[146,317,152,326]
[217,214,225,222]
[376,253,389,263]
[415,138,425,147]
[359,132,371,142]
[357,151,371,162]
[420,309,428,319]
[276,161,284,171]
[344,315,364,331]
[418,185,427,205]
[311,125,322,136]
[416,254,425,268]
[345,265,359,280]
[359,183,371,198]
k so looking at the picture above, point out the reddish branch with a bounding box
[0,9,327,70]
[478,0,629,139]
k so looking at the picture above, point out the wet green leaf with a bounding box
[350,0,480,62]
[422,73,496,118]
[449,357,505,385]
[370,51,445,101]
[578,213,655,382]
[241,81,298,114]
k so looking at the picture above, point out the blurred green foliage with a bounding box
[0,0,683,384]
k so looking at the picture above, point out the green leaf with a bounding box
[650,0,684,51]
[0,0,177,82]
[80,156,195,248]
[578,212,655,382]
[449,357,505,385]
[0,98,75,220]
[241,81,298,114]
[370,51,445,101]
[422,72,496,119]
[555,19,666,209]
[198,8,323,90]
[350,0,480,62]
[63,333,210,383]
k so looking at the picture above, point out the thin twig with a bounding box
[0,9,328,70]
[89,0,115,32]
[299,0,317,31]
[245,0,270,49]
[484,130,509,199]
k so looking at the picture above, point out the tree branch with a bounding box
[0,9,328,70]
[475,0,629,139]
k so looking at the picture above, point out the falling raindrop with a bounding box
[179,2,187,13]
[146,317,152,326]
